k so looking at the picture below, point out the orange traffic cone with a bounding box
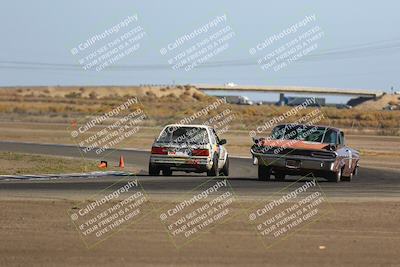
[119,155,125,168]
[98,161,107,169]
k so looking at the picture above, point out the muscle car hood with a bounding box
[259,139,328,151]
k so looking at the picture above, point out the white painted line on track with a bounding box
[0,171,134,181]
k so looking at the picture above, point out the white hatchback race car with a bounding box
[149,124,229,176]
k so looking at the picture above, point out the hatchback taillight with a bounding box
[192,149,209,156]
[151,147,168,155]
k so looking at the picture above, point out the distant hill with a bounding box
[0,85,206,100]
[350,94,400,110]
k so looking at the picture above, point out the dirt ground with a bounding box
[0,198,399,266]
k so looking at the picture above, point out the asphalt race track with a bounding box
[0,141,399,199]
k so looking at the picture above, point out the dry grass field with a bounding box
[0,152,99,175]
[0,86,399,133]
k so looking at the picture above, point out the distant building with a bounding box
[277,93,325,107]
[215,95,253,105]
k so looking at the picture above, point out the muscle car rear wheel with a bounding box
[329,167,342,183]
[258,164,271,181]
[353,165,359,176]
[342,170,353,182]
[275,173,286,181]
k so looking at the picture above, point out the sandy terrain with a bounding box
[0,136,398,266]
[0,198,398,266]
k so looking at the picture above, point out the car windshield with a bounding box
[322,129,338,144]
[271,125,328,143]
[157,126,209,145]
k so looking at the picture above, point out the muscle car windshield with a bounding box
[271,125,331,143]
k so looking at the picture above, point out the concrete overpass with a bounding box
[195,84,384,98]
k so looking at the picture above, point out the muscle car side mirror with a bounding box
[219,139,227,145]
[253,137,265,144]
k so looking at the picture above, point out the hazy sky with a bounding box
[0,0,399,92]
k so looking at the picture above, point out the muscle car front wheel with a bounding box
[274,172,286,181]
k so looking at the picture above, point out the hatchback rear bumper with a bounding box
[150,155,213,172]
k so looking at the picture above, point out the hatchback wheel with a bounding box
[162,168,173,176]
[220,156,229,177]
[148,163,160,176]
[207,156,219,177]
